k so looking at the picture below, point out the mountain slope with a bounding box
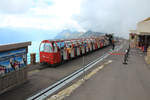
[55,30,104,39]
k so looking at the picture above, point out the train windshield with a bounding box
[40,43,53,53]
[53,43,58,53]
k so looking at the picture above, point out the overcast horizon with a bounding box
[0,0,150,44]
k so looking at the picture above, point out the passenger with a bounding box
[66,46,70,57]
[67,46,71,53]
[69,45,72,54]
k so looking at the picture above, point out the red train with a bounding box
[39,36,109,66]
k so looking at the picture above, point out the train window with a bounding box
[65,41,71,48]
[56,42,60,48]
[57,42,65,48]
[53,43,58,53]
[40,43,53,53]
[61,42,65,48]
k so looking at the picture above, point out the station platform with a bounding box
[61,46,150,100]
[1,40,150,100]
[0,44,113,100]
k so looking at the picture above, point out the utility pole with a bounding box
[83,55,85,79]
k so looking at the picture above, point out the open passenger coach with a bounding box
[39,36,109,66]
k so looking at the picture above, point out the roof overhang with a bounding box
[0,42,31,52]
[129,30,137,33]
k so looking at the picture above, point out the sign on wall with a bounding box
[0,48,27,76]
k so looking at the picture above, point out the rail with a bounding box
[26,45,123,100]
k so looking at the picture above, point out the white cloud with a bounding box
[75,0,150,37]
[0,0,33,13]
[1,0,150,38]
[0,0,84,32]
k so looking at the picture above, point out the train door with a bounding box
[70,41,75,58]
[94,39,98,50]
[99,39,103,48]
[76,41,81,56]
[56,41,65,62]
[93,41,96,50]
[102,39,105,47]
[60,41,68,61]
[81,41,85,55]
[92,39,96,50]
[78,40,82,56]
[84,40,89,53]
[88,40,92,52]
[105,38,109,46]
[65,41,75,59]
[62,47,68,60]
[53,42,61,64]
[97,39,100,49]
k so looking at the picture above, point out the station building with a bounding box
[130,17,150,52]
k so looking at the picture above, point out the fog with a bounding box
[73,0,150,38]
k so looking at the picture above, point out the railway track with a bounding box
[27,45,123,100]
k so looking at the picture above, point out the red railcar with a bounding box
[39,36,109,66]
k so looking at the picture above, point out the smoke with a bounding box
[73,0,150,37]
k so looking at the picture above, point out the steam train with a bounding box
[39,35,110,66]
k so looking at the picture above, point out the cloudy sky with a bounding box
[0,0,84,31]
[0,0,150,43]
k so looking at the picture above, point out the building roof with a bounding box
[137,17,150,35]
[143,17,150,22]
[129,30,137,33]
[0,42,31,52]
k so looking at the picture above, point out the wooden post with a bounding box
[30,53,36,64]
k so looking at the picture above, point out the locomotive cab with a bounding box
[39,40,61,65]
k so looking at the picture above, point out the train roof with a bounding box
[41,35,106,43]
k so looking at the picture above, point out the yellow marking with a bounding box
[28,69,40,76]
[47,60,112,100]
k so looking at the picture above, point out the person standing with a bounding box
[105,34,115,50]
[112,39,115,50]
[108,34,115,50]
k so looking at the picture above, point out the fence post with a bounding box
[30,53,36,64]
